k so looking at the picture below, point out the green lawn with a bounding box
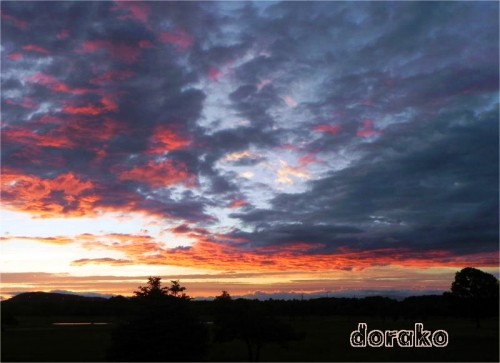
[2,315,498,362]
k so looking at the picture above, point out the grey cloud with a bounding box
[1,1,498,261]
[231,105,499,254]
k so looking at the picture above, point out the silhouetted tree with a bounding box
[134,276,169,299]
[215,290,232,301]
[133,277,190,300]
[169,279,190,299]
[451,267,499,299]
[450,267,499,328]
[108,278,207,361]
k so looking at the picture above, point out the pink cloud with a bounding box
[208,67,222,81]
[279,144,301,152]
[27,73,90,95]
[63,95,119,116]
[7,52,23,61]
[313,124,342,135]
[282,96,298,108]
[139,40,153,49]
[23,44,50,55]
[77,40,141,64]
[357,119,381,138]
[57,29,70,40]
[257,79,271,92]
[361,97,373,107]
[28,73,70,93]
[298,153,320,168]
[5,97,37,110]
[112,1,150,25]
[89,70,134,85]
[158,29,193,51]
[100,96,119,112]
[1,12,28,31]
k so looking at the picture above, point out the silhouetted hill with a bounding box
[1,291,113,317]
[5,291,107,303]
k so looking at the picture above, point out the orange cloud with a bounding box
[75,229,500,274]
[224,150,260,162]
[118,160,196,188]
[3,125,75,149]
[1,171,98,217]
[3,117,123,166]
[228,199,247,209]
[276,160,309,185]
[71,257,133,266]
[0,235,74,245]
[148,126,191,154]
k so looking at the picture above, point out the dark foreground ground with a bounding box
[2,315,498,362]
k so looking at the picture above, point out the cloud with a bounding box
[313,124,342,136]
[111,1,151,26]
[147,126,192,154]
[76,40,143,64]
[158,29,193,51]
[1,235,74,245]
[118,160,196,188]
[1,172,97,217]
[71,258,133,266]
[22,44,50,54]
[0,1,498,280]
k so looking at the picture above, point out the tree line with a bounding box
[1,267,498,361]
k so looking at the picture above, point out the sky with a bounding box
[1,1,499,300]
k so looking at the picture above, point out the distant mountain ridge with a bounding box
[1,291,117,317]
[5,291,107,303]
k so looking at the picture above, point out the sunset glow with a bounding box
[1,1,498,300]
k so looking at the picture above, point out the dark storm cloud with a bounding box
[217,1,498,258]
[227,223,362,251]
[232,105,499,255]
[1,1,498,261]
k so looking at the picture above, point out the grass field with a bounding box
[2,315,498,362]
